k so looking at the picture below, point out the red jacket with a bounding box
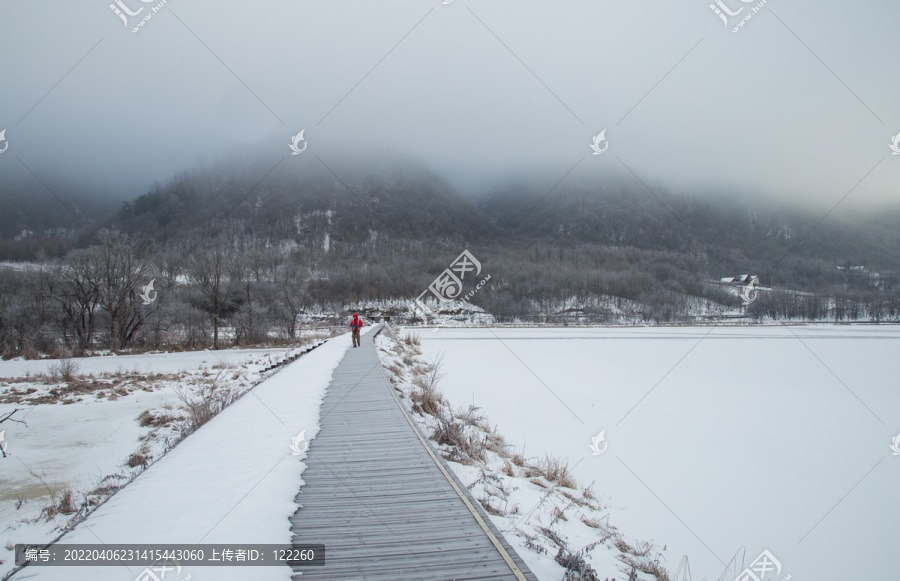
[350,316,363,329]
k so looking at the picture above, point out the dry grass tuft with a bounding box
[87,474,129,499]
[580,515,604,529]
[551,505,568,522]
[40,489,77,520]
[479,498,504,516]
[619,553,670,581]
[631,540,652,557]
[127,452,149,468]
[530,455,577,489]
[614,538,633,553]
[410,383,444,417]
[560,489,592,508]
[176,373,238,436]
[484,429,508,456]
[440,449,473,465]
[137,409,179,427]
[431,412,487,463]
[523,464,543,479]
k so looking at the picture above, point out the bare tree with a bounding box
[91,230,152,351]
[48,249,101,352]
[189,235,239,350]
[275,253,309,340]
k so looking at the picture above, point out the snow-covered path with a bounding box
[9,328,374,581]
[290,326,536,580]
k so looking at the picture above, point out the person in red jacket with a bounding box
[350,313,363,347]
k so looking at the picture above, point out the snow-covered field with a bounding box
[414,325,900,580]
[4,324,895,580]
[0,348,297,379]
[0,332,362,580]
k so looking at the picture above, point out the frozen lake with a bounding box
[0,347,295,378]
[416,325,900,580]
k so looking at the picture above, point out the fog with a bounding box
[1,0,898,209]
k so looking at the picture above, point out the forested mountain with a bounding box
[113,159,494,245]
[4,156,899,280]
[104,158,900,299]
[1,156,899,356]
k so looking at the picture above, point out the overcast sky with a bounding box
[0,0,897,209]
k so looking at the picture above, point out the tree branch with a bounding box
[0,408,28,427]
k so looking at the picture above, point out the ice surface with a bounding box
[415,325,900,580]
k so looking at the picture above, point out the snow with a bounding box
[0,348,296,379]
[1,355,283,579]
[376,329,641,580]
[5,323,895,579]
[1,327,371,580]
[413,325,900,580]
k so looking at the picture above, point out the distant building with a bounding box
[363,309,398,322]
[718,274,758,286]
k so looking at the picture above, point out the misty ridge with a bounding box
[3,152,900,271]
[1,152,900,358]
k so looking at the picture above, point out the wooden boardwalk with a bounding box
[290,327,537,580]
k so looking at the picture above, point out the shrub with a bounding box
[175,374,238,436]
[48,357,80,381]
[432,411,487,464]
[21,347,40,360]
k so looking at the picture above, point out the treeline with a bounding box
[0,229,328,357]
[747,285,900,323]
[462,243,900,324]
[3,228,900,358]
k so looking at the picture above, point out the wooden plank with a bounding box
[289,328,537,580]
